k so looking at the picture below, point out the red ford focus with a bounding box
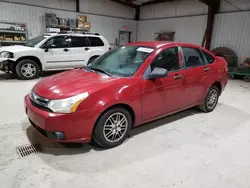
[25,41,228,148]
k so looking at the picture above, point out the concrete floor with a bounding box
[0,72,250,188]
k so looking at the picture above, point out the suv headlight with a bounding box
[0,51,14,58]
[48,92,89,113]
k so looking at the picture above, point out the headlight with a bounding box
[48,92,89,113]
[0,51,14,58]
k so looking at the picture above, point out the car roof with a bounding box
[127,41,201,49]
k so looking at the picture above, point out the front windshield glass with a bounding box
[87,46,155,77]
[25,34,50,47]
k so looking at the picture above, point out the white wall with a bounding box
[137,15,207,45]
[220,0,250,13]
[79,0,135,19]
[1,0,135,19]
[0,1,137,47]
[140,0,207,20]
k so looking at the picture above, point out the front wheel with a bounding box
[16,59,40,80]
[93,108,132,149]
[199,86,220,113]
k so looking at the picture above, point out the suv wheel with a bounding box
[16,59,40,80]
[93,107,132,149]
[199,85,219,113]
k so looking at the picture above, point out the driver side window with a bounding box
[150,47,180,72]
[43,36,69,49]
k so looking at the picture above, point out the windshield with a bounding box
[25,34,50,47]
[87,46,155,77]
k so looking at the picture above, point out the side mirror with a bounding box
[148,67,168,79]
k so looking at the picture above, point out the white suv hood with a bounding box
[0,45,34,53]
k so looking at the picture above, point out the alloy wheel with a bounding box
[103,112,128,143]
[206,89,218,109]
[21,63,36,78]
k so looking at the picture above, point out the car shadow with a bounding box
[130,108,201,137]
[25,108,201,156]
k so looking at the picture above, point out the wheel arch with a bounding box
[16,56,43,71]
[91,103,136,137]
[211,81,222,94]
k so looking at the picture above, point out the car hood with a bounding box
[0,45,33,53]
[33,69,122,99]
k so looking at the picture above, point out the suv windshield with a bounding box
[25,34,50,47]
[87,46,155,77]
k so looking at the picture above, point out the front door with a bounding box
[119,31,130,46]
[69,36,90,67]
[43,36,71,70]
[141,46,185,121]
[180,46,210,105]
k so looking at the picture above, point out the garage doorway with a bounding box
[119,31,131,45]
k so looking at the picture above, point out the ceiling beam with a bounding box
[141,0,175,6]
[110,0,137,8]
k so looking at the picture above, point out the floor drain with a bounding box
[16,144,42,158]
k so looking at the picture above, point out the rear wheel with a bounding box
[16,59,40,80]
[199,86,219,113]
[93,107,132,149]
[87,56,99,65]
[243,75,250,82]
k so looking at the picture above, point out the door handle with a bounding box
[85,47,90,51]
[63,48,69,52]
[173,74,182,80]
[204,67,210,72]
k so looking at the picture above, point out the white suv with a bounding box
[0,33,110,79]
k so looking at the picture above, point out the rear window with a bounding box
[88,37,104,47]
[203,50,215,64]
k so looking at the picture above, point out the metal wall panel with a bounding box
[137,15,207,45]
[140,0,207,20]
[79,0,136,19]
[220,0,250,13]
[211,11,250,63]
[0,1,137,45]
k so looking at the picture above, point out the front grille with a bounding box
[30,91,52,112]
[30,99,52,112]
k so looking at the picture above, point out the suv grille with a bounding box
[30,92,52,112]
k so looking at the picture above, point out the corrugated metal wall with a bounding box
[138,15,207,45]
[0,1,137,47]
[211,11,250,62]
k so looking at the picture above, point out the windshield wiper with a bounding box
[87,67,114,77]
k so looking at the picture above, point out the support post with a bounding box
[135,6,140,21]
[76,0,80,12]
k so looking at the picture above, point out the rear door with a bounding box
[43,35,71,70]
[180,46,210,105]
[69,36,91,67]
[141,46,186,121]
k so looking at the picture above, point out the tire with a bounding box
[93,107,132,149]
[87,56,98,65]
[211,47,238,67]
[243,75,250,82]
[16,59,40,80]
[228,74,234,80]
[199,85,220,113]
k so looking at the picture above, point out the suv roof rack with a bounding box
[56,31,100,36]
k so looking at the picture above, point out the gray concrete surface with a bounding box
[0,72,250,188]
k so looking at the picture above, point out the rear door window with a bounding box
[88,37,104,47]
[202,50,215,64]
[182,47,205,68]
[70,36,89,48]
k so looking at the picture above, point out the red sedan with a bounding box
[25,41,228,148]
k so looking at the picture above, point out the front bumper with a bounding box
[0,57,14,72]
[24,95,100,143]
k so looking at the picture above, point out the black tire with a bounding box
[243,75,250,82]
[16,59,40,80]
[87,56,98,65]
[199,85,220,113]
[93,107,132,149]
[228,74,234,80]
[211,47,238,67]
